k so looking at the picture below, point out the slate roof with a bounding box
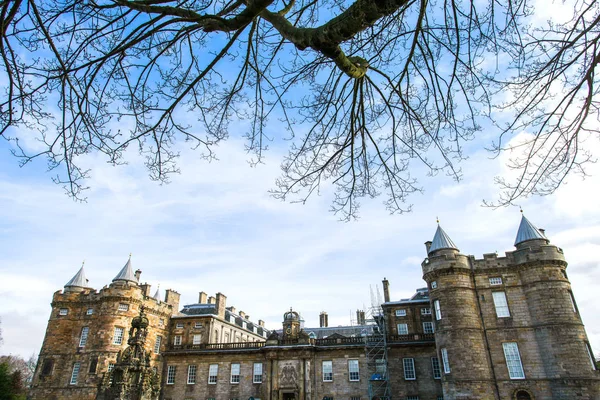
[64,266,89,288]
[277,325,375,339]
[178,305,271,337]
[112,257,137,283]
[428,225,459,254]
[384,288,429,305]
[514,214,547,246]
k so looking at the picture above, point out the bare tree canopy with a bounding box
[1,0,598,218]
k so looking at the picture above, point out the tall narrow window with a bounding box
[253,363,263,383]
[187,365,197,384]
[154,336,162,354]
[492,292,511,318]
[403,358,416,380]
[230,363,240,383]
[108,364,115,384]
[70,362,80,385]
[88,356,98,374]
[166,365,176,384]
[322,361,333,382]
[397,323,408,335]
[174,335,182,346]
[423,322,434,334]
[113,327,124,345]
[208,364,218,384]
[40,359,54,377]
[441,348,450,374]
[503,342,525,379]
[431,357,441,379]
[193,334,202,345]
[434,300,442,320]
[79,327,89,347]
[585,342,596,370]
[348,359,359,381]
[569,291,578,313]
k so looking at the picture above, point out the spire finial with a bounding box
[129,252,132,258]
[520,207,523,214]
[82,260,85,267]
[436,216,439,224]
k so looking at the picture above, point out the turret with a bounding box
[64,263,90,293]
[422,223,497,399]
[111,255,138,285]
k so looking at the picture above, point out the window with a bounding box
[348,359,359,381]
[230,363,240,383]
[59,308,68,316]
[86,308,94,315]
[70,362,80,385]
[423,322,434,334]
[40,359,54,376]
[253,363,263,383]
[441,348,450,374]
[193,334,202,345]
[585,342,597,370]
[421,307,431,315]
[176,322,184,328]
[154,336,162,354]
[174,335,182,346]
[431,357,441,379]
[434,300,441,320]
[113,327,124,345]
[108,364,115,372]
[108,363,115,384]
[503,342,525,379]
[489,277,503,285]
[194,322,202,329]
[118,303,129,311]
[187,365,197,384]
[569,291,578,313]
[208,364,218,384]
[375,358,386,375]
[322,361,333,382]
[406,397,419,400]
[397,323,408,335]
[167,365,176,384]
[492,292,511,318]
[395,309,407,317]
[158,318,164,327]
[351,397,361,400]
[431,281,437,289]
[79,327,89,347]
[89,356,98,374]
[403,358,416,380]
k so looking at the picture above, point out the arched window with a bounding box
[515,390,532,400]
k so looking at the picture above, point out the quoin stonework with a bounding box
[28,215,600,400]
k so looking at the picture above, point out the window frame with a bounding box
[154,335,162,354]
[395,309,407,317]
[421,307,431,315]
[423,321,434,334]
[59,308,68,316]
[322,360,333,382]
[403,358,416,380]
[117,303,129,311]
[193,334,202,345]
[348,359,360,382]
[86,308,94,315]
[230,363,240,384]
[70,362,80,385]
[502,342,525,379]
[489,277,503,285]
[208,364,219,384]
[434,300,442,320]
[397,323,408,335]
[441,348,450,374]
[431,357,441,379]
[585,342,597,370]
[173,335,182,346]
[187,365,197,384]
[113,327,124,345]
[79,326,89,347]
[253,363,263,383]
[166,365,176,385]
[492,291,511,318]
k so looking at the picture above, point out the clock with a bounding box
[285,326,292,334]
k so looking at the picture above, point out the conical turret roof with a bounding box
[153,286,161,301]
[112,256,138,284]
[429,225,459,254]
[514,214,547,246]
[65,265,89,288]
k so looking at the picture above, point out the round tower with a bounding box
[422,224,498,399]
[508,215,599,398]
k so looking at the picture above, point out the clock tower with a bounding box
[282,308,301,339]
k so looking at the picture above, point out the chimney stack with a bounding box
[215,292,227,318]
[319,311,328,328]
[425,241,432,254]
[356,310,366,325]
[258,320,265,327]
[208,296,216,304]
[165,289,180,310]
[239,310,246,318]
[134,269,142,282]
[382,278,390,303]
[198,291,208,303]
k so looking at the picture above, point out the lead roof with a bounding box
[428,225,459,254]
[514,214,547,246]
[112,257,138,283]
[64,266,89,288]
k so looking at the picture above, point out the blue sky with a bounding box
[1,127,599,359]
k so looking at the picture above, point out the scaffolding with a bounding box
[365,286,391,400]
